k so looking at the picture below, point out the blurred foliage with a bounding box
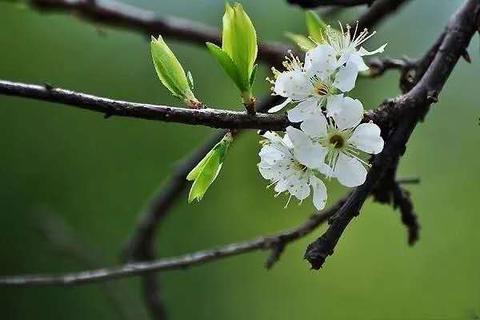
[0,0,479,319]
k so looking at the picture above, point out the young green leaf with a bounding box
[187,133,233,203]
[208,2,258,105]
[285,32,316,51]
[151,36,200,106]
[222,3,258,84]
[206,42,246,91]
[305,11,328,43]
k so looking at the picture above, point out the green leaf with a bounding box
[151,36,197,102]
[220,2,258,91]
[206,42,247,91]
[285,32,316,51]
[305,10,328,43]
[187,133,233,203]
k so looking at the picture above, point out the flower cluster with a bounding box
[259,23,386,210]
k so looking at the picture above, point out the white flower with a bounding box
[258,131,328,210]
[325,22,387,72]
[268,44,359,122]
[295,96,384,187]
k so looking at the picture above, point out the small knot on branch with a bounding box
[44,82,54,91]
[427,90,439,103]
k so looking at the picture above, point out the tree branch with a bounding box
[0,79,394,131]
[304,0,480,269]
[0,197,347,287]
[0,80,290,131]
[367,57,416,78]
[28,0,289,67]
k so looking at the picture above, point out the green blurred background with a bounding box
[0,0,479,319]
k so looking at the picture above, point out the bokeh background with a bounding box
[1,0,479,319]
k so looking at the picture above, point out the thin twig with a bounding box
[0,79,398,131]
[0,199,346,287]
[367,57,416,78]
[28,0,289,67]
[392,183,420,245]
[0,80,289,131]
[371,159,420,245]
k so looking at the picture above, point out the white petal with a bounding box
[299,113,328,138]
[287,98,320,123]
[258,164,278,180]
[286,127,327,169]
[334,153,367,187]
[349,53,369,72]
[282,134,294,148]
[288,174,311,201]
[349,122,384,154]
[331,96,364,131]
[305,44,337,79]
[310,175,327,210]
[274,70,312,100]
[286,126,311,148]
[262,131,285,146]
[259,145,285,165]
[325,94,345,118]
[336,45,358,67]
[358,43,387,56]
[319,163,334,177]
[274,177,289,193]
[294,144,327,170]
[333,60,358,92]
[268,98,291,113]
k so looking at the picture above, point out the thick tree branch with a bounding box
[28,0,289,67]
[304,0,480,269]
[287,0,374,8]
[0,198,347,287]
